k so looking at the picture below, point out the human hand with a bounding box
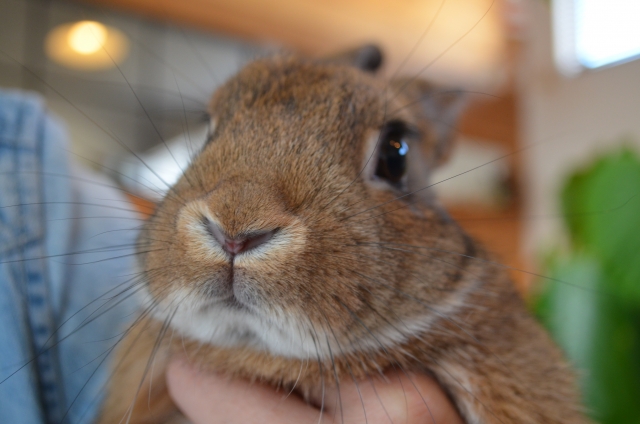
[166,358,464,423]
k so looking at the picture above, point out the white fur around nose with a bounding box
[178,200,306,263]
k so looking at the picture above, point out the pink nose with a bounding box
[223,239,245,255]
[207,221,276,256]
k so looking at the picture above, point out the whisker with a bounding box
[388,89,503,117]
[320,310,366,424]
[179,29,221,86]
[122,306,177,424]
[389,0,496,102]
[305,318,327,424]
[389,0,447,79]
[0,243,157,266]
[0,48,184,200]
[89,27,195,201]
[371,242,614,297]
[341,143,533,222]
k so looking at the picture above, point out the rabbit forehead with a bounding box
[173,64,378,209]
[209,57,390,144]
[211,55,385,112]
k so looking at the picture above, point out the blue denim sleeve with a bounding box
[0,89,140,424]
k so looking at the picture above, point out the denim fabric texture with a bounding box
[0,89,139,424]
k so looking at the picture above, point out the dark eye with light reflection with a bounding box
[375,122,410,185]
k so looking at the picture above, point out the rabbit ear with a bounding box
[397,79,467,165]
[324,44,383,72]
[424,86,467,164]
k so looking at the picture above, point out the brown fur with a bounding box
[98,55,588,423]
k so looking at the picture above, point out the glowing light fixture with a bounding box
[45,20,129,70]
[67,21,107,55]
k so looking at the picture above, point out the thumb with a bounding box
[166,358,328,424]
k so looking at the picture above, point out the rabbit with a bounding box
[97,46,588,424]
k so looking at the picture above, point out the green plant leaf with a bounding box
[534,254,640,423]
[561,148,640,303]
[534,146,640,423]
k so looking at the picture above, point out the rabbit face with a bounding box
[140,56,471,359]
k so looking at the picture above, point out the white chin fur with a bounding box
[141,275,479,360]
[142,286,322,358]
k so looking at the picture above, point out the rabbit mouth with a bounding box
[218,294,252,313]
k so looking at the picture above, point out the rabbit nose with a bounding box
[223,230,276,255]
[207,221,276,256]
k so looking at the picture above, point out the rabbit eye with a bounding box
[375,122,410,185]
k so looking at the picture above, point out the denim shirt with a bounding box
[0,89,139,424]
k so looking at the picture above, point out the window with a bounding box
[553,0,640,75]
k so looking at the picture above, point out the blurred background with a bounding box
[1,0,638,421]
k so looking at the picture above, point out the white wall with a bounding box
[519,0,640,255]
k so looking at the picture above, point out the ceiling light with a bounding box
[45,20,129,71]
[67,21,107,55]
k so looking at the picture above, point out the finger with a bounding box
[321,372,464,424]
[166,358,330,424]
